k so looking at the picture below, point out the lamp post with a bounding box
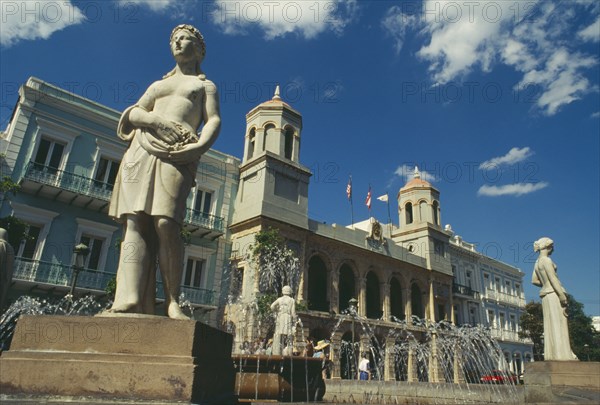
[348,298,358,379]
[69,243,90,297]
[584,344,590,361]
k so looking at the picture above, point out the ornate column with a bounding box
[358,276,367,317]
[428,277,436,322]
[297,265,305,302]
[384,336,396,381]
[330,332,342,379]
[382,281,390,321]
[449,284,455,324]
[428,332,443,382]
[407,345,418,382]
[404,287,412,321]
[331,267,339,314]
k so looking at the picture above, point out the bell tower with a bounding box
[231,86,311,229]
[392,167,451,276]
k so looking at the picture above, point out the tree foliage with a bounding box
[249,227,300,295]
[519,295,600,361]
[0,173,29,247]
[519,301,544,360]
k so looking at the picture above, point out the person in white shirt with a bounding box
[358,352,370,380]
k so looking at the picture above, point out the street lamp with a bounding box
[69,243,90,297]
[584,344,590,361]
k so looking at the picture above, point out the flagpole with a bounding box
[386,193,392,237]
[347,175,354,228]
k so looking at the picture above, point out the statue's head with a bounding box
[534,237,554,253]
[282,285,292,296]
[170,24,206,63]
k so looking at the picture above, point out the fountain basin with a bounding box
[0,315,236,404]
[234,354,325,402]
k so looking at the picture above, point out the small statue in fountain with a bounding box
[270,285,296,355]
[0,228,15,310]
[532,237,578,361]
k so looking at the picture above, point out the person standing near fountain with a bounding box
[358,352,371,380]
[0,228,15,311]
[270,285,296,355]
[532,237,578,361]
[107,24,221,319]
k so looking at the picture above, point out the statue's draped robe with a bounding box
[533,257,578,361]
[270,295,296,355]
[108,105,198,226]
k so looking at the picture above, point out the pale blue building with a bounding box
[0,77,239,326]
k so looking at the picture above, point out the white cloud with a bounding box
[1,0,85,47]
[479,147,533,170]
[118,0,176,12]
[211,0,358,39]
[394,164,437,183]
[416,0,515,83]
[478,182,549,197]
[578,15,600,42]
[386,0,599,115]
[381,6,418,54]
[591,111,600,119]
[518,49,596,115]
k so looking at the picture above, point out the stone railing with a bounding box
[484,288,526,307]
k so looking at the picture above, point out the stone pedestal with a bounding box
[0,315,236,404]
[524,361,600,403]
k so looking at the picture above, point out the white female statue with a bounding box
[107,25,221,319]
[532,237,578,361]
[270,285,296,355]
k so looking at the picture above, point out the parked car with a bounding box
[480,370,518,384]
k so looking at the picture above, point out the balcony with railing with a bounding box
[452,283,481,299]
[12,257,217,307]
[183,208,225,239]
[484,288,526,308]
[489,327,532,344]
[21,162,113,211]
[20,162,225,236]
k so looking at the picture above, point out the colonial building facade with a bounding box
[1,78,531,379]
[0,77,239,326]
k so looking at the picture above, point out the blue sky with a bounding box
[1,0,599,315]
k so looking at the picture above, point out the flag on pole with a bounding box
[377,193,388,202]
[365,186,372,209]
[346,176,352,201]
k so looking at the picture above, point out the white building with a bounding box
[448,227,532,374]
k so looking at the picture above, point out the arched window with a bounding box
[308,256,328,311]
[339,264,355,313]
[247,128,255,160]
[366,271,381,319]
[411,283,424,319]
[405,202,413,225]
[432,200,439,225]
[284,127,294,160]
[263,124,275,152]
[419,201,428,222]
[390,277,404,320]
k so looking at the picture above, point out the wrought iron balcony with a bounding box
[12,257,217,307]
[183,208,225,237]
[13,257,113,291]
[21,162,113,211]
[20,162,225,235]
[452,283,480,299]
[156,283,216,307]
